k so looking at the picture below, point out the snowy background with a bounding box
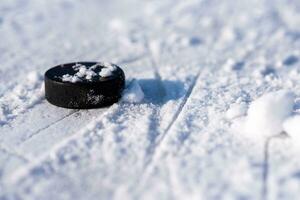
[0,0,300,199]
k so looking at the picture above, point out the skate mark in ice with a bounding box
[142,68,202,170]
[143,37,167,104]
[9,81,139,184]
[138,78,184,153]
[20,110,80,144]
[8,78,176,191]
[8,104,118,188]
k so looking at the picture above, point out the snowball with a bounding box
[244,90,295,138]
[226,102,247,120]
[283,115,300,139]
[122,80,144,103]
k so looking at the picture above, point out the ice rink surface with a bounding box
[0,0,300,199]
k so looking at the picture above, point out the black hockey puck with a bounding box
[44,62,125,109]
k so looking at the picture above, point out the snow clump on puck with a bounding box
[99,62,117,77]
[61,62,117,83]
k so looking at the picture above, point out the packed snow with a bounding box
[243,90,295,138]
[0,0,300,199]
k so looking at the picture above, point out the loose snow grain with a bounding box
[122,80,144,103]
[244,90,295,138]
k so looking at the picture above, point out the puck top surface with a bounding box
[44,62,125,109]
[46,62,122,84]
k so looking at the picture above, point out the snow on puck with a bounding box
[45,62,125,108]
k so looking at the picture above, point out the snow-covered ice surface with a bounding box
[0,0,300,199]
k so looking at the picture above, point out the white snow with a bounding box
[0,0,300,199]
[226,102,248,120]
[121,80,144,103]
[283,115,300,141]
[244,90,295,138]
[0,71,44,124]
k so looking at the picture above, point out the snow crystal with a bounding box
[283,115,300,140]
[122,80,144,103]
[244,90,295,138]
[226,102,247,120]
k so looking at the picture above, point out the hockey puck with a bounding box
[44,62,125,109]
